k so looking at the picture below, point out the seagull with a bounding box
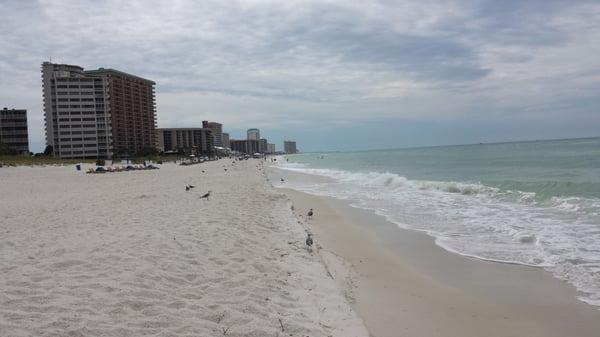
[306,233,313,251]
[307,208,314,219]
[280,178,285,182]
[200,191,211,200]
[188,184,195,189]
[202,170,205,173]
[185,185,190,191]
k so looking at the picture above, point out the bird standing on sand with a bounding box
[306,233,313,251]
[307,208,314,219]
[280,178,285,182]
[200,191,211,200]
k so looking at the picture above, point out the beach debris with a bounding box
[278,318,285,332]
[200,191,211,200]
[307,208,314,219]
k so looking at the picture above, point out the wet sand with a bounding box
[273,167,600,337]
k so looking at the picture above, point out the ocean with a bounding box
[273,137,600,307]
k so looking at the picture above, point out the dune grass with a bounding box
[0,155,95,166]
[0,154,184,167]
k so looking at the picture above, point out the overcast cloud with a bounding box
[1,0,599,151]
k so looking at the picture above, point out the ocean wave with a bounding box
[275,162,600,215]
[272,160,600,308]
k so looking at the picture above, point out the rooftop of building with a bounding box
[156,127,211,131]
[1,108,27,115]
[84,68,155,84]
[42,62,84,71]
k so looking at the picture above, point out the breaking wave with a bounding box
[273,160,600,307]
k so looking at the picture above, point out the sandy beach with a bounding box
[271,167,600,337]
[0,159,368,336]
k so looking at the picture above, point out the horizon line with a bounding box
[300,135,600,154]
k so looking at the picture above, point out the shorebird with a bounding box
[306,233,313,251]
[200,191,211,200]
[307,208,314,219]
[280,178,285,182]
[188,184,195,189]
[185,185,190,191]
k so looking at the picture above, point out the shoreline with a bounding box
[271,167,600,337]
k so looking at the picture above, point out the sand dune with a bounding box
[0,160,368,336]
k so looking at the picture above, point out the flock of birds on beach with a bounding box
[273,171,316,251]
[182,159,317,253]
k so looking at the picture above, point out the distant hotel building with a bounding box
[156,128,213,154]
[222,132,230,149]
[41,62,156,159]
[284,140,297,154]
[203,121,224,148]
[0,108,29,154]
[259,138,268,153]
[267,143,275,154]
[247,128,260,140]
[230,139,261,154]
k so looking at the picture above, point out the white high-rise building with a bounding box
[42,62,112,159]
[42,61,156,159]
[247,128,260,140]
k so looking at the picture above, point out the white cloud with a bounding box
[0,0,599,151]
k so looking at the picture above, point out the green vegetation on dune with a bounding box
[0,154,182,167]
[0,155,95,166]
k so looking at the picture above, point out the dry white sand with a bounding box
[0,160,368,337]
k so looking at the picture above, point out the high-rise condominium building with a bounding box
[42,62,111,159]
[247,128,260,140]
[207,122,223,147]
[230,139,261,155]
[259,138,268,153]
[85,68,156,155]
[41,62,156,159]
[156,128,213,154]
[267,143,275,154]
[284,140,297,154]
[222,132,230,148]
[0,108,29,154]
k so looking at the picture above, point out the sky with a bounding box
[1,0,599,152]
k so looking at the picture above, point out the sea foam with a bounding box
[273,160,600,307]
